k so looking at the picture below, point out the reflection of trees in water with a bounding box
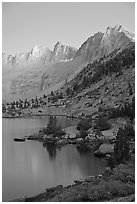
[77,146,92,157]
[43,143,62,160]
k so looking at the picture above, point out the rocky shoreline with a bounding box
[4,111,116,157]
[11,174,104,202]
[13,123,116,158]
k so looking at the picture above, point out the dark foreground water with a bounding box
[2,118,106,201]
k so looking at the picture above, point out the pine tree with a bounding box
[66,87,71,96]
[114,127,130,164]
[128,82,133,95]
[46,116,65,137]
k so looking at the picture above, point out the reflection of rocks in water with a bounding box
[43,143,62,160]
[77,145,92,157]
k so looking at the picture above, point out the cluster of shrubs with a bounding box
[77,119,92,131]
[2,94,47,114]
[109,96,135,120]
[94,116,111,131]
[107,124,135,169]
[76,116,112,138]
[43,115,65,137]
[75,179,134,202]
[48,91,64,103]
[76,119,92,139]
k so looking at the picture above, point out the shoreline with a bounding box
[2,113,82,120]
[11,156,135,202]
[11,173,104,202]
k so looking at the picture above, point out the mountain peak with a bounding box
[105,25,135,41]
[50,42,77,63]
[116,25,135,42]
[114,24,123,31]
[31,45,49,55]
[106,24,124,33]
[54,41,62,46]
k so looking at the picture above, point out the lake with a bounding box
[2,117,106,201]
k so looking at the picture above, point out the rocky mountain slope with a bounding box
[2,25,134,102]
[59,42,135,117]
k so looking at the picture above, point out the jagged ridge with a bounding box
[2,25,135,102]
[2,43,78,67]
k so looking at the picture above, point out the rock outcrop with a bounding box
[94,143,114,157]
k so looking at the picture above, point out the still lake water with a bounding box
[2,117,106,201]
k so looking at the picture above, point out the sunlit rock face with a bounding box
[2,53,16,65]
[27,45,52,64]
[100,25,133,54]
[75,25,134,62]
[2,46,52,66]
[75,32,104,61]
[50,42,77,63]
[2,43,77,67]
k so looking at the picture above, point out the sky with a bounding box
[2,2,135,55]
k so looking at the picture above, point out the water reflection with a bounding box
[77,146,92,157]
[43,143,64,160]
[3,118,106,202]
[43,143,93,160]
[43,143,56,160]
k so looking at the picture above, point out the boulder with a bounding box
[94,143,114,157]
[46,136,52,140]
[96,174,102,178]
[101,129,116,142]
[69,133,77,139]
[74,179,84,185]
[68,140,77,144]
[64,126,78,139]
[85,176,96,182]
[48,134,54,140]
[56,139,68,145]
[85,134,96,141]
[54,137,59,141]
[88,128,95,134]
[43,135,48,140]
[75,138,84,143]
[63,133,70,139]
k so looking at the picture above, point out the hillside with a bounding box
[3,40,135,122]
[2,57,85,102]
[52,42,134,117]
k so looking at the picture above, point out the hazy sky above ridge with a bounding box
[2,2,135,55]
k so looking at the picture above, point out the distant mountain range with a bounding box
[2,42,77,66]
[2,25,135,102]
